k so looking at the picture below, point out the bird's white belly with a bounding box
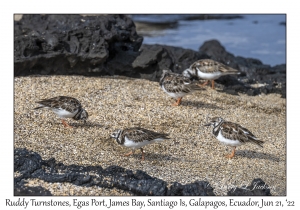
[52,108,76,118]
[161,86,188,99]
[197,69,222,80]
[216,131,243,147]
[124,137,165,150]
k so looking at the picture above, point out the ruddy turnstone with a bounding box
[204,117,264,158]
[34,96,88,128]
[160,69,204,106]
[110,127,170,160]
[182,59,240,89]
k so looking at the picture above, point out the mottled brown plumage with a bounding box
[220,121,263,147]
[190,59,239,74]
[35,96,82,113]
[204,117,264,158]
[34,96,88,127]
[110,127,170,160]
[182,59,240,89]
[160,69,204,106]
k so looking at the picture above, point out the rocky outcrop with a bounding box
[14,14,143,76]
[131,44,210,80]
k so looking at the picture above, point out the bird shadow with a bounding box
[69,122,104,129]
[145,153,182,162]
[235,150,281,162]
[180,100,222,110]
[126,152,182,162]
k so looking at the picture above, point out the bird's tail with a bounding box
[33,106,44,110]
[191,84,206,91]
[157,133,171,140]
[225,66,241,75]
[251,138,264,148]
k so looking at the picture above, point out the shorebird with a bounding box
[160,69,204,106]
[204,117,264,158]
[34,96,88,128]
[110,127,170,161]
[182,59,240,89]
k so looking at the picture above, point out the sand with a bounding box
[14,75,286,196]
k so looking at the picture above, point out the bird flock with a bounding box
[34,59,264,160]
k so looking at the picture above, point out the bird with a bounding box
[182,59,240,89]
[204,117,264,158]
[110,127,170,160]
[159,69,204,106]
[34,96,88,128]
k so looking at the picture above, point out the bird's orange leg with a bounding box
[225,147,236,158]
[62,119,72,128]
[211,80,215,89]
[140,148,145,161]
[124,150,134,157]
[198,80,209,87]
[172,97,182,106]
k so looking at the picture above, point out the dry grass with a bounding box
[14,75,286,195]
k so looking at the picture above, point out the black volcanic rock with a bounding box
[167,181,215,196]
[132,44,210,80]
[14,14,143,76]
[227,178,272,196]
[199,39,237,69]
[14,147,42,174]
[14,148,215,196]
[14,148,274,196]
[14,182,52,196]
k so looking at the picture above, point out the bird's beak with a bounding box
[203,123,211,127]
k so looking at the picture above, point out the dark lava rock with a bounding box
[14,147,42,175]
[14,14,143,76]
[14,148,216,196]
[132,44,210,80]
[167,181,215,196]
[14,148,273,196]
[199,39,238,69]
[14,182,52,196]
[227,178,272,196]
[246,88,259,96]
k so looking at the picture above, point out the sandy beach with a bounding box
[14,75,286,195]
